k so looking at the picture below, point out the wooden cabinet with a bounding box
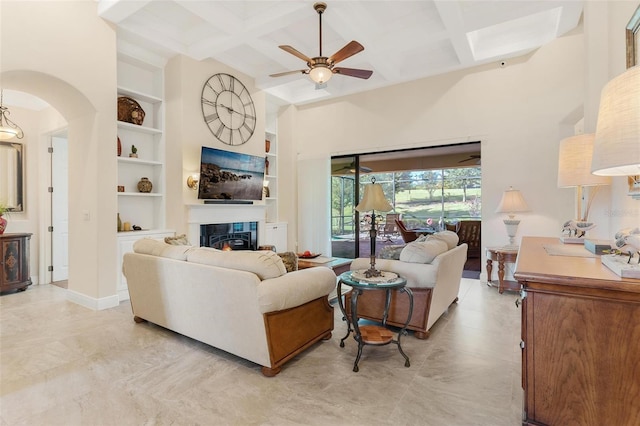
[0,233,32,292]
[515,237,640,426]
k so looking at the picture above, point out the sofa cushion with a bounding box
[427,230,459,250]
[187,247,287,280]
[133,238,192,261]
[399,239,448,264]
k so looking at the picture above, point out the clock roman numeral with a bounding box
[215,124,225,138]
[216,74,227,91]
[204,112,219,123]
[205,82,220,96]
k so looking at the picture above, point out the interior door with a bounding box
[51,134,69,282]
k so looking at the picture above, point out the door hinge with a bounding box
[48,187,53,193]
[48,147,53,153]
[48,265,54,272]
[48,226,54,232]
[520,340,525,350]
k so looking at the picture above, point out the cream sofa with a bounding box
[348,232,468,339]
[122,239,336,377]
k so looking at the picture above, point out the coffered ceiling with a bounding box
[100,1,581,106]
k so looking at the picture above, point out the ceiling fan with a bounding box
[332,161,373,175]
[270,2,373,85]
[458,155,481,164]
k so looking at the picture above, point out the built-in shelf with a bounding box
[117,120,162,135]
[116,53,171,302]
[118,157,162,166]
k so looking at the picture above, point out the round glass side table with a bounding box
[336,270,413,372]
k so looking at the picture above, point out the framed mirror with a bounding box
[0,141,24,212]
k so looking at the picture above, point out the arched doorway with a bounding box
[1,70,119,309]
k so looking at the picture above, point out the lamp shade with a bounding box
[558,134,611,187]
[592,65,640,176]
[495,187,529,215]
[356,183,392,213]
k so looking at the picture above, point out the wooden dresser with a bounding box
[0,233,32,293]
[514,237,640,426]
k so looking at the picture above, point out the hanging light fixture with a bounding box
[0,90,24,140]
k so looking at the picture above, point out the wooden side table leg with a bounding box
[486,259,493,287]
[497,254,505,294]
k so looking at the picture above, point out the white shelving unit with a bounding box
[116,54,173,301]
[265,131,278,223]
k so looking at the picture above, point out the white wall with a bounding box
[165,55,266,236]
[1,1,119,308]
[285,28,585,257]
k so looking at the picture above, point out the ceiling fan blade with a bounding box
[328,40,364,65]
[270,69,308,78]
[278,45,313,64]
[333,67,373,79]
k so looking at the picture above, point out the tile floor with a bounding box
[0,279,522,425]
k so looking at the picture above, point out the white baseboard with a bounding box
[66,289,120,311]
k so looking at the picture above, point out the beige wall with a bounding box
[164,55,267,235]
[1,1,118,307]
[286,29,585,252]
[0,1,637,303]
[283,1,640,260]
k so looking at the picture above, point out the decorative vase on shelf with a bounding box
[117,213,122,232]
[265,158,269,175]
[265,139,271,153]
[137,177,152,193]
[0,214,6,235]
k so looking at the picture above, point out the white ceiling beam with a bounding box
[434,1,475,66]
[97,0,152,23]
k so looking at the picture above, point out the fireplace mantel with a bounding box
[186,203,266,247]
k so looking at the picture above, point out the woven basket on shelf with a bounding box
[117,96,145,125]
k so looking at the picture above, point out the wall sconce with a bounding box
[186,174,199,190]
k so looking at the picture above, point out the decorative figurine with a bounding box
[561,219,596,238]
[613,228,640,264]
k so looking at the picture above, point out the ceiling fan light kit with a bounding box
[271,2,372,85]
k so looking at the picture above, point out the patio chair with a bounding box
[381,213,401,241]
[395,218,418,243]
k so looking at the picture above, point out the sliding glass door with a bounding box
[330,142,482,259]
[330,156,359,258]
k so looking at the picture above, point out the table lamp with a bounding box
[557,134,611,242]
[356,178,392,277]
[495,187,529,249]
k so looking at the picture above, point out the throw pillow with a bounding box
[400,239,448,264]
[277,252,298,272]
[165,234,190,245]
[378,245,405,260]
[428,230,459,250]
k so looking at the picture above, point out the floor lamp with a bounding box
[355,178,392,278]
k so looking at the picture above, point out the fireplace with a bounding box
[200,222,258,251]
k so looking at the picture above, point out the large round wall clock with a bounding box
[201,73,256,146]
